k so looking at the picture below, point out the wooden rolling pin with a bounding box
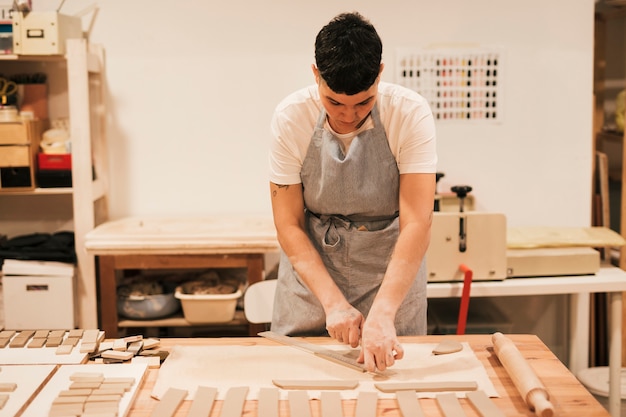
[492,332,555,417]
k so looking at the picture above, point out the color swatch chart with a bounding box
[396,48,503,122]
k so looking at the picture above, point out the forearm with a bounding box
[270,181,349,313]
[276,224,349,312]
[369,217,431,319]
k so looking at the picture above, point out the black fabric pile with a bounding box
[0,231,76,264]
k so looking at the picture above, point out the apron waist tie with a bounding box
[306,210,398,246]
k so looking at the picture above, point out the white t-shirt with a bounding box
[269,81,437,185]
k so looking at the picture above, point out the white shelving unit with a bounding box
[0,38,109,329]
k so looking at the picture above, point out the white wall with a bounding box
[29,0,595,227]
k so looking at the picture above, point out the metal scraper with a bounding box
[258,331,372,374]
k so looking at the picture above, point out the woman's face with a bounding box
[313,65,381,134]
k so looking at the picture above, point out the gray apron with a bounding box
[271,105,427,336]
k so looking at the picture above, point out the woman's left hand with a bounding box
[357,317,404,372]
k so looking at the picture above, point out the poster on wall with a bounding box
[396,47,504,123]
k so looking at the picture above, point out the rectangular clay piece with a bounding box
[466,390,506,417]
[355,391,378,417]
[221,387,249,417]
[321,391,343,417]
[48,330,66,338]
[49,402,84,414]
[375,381,478,393]
[17,330,35,339]
[70,372,104,382]
[56,344,74,355]
[288,390,311,417]
[59,389,93,396]
[68,329,84,338]
[0,382,17,392]
[70,381,102,390]
[436,392,466,417]
[273,379,359,390]
[257,387,279,417]
[9,337,29,348]
[396,390,426,417]
[101,350,134,361]
[62,337,80,346]
[33,330,50,338]
[82,329,101,343]
[46,337,64,347]
[150,387,187,417]
[27,338,47,348]
[80,342,98,353]
[52,395,88,404]
[187,386,217,417]
[99,382,132,392]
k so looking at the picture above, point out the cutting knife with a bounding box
[258,331,373,374]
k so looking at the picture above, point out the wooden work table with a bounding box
[84,216,280,338]
[124,334,609,416]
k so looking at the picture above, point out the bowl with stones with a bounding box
[117,280,181,320]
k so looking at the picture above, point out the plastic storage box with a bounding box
[175,288,242,324]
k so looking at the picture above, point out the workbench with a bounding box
[125,334,609,416]
[85,216,626,416]
[84,216,280,338]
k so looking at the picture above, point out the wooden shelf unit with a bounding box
[0,39,109,329]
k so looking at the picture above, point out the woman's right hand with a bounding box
[325,305,364,348]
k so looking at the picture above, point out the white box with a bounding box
[2,273,75,330]
[175,287,242,324]
[12,11,82,55]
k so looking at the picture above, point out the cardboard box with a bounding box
[0,120,46,190]
[0,120,45,145]
[0,145,30,166]
[2,273,75,330]
[12,11,83,55]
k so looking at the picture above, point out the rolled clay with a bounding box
[492,332,554,417]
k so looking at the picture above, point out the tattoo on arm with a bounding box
[272,184,290,197]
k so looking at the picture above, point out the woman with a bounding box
[268,12,437,372]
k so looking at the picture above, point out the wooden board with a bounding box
[507,226,625,249]
[0,365,56,417]
[20,363,148,417]
[84,216,279,254]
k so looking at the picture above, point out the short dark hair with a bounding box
[314,12,382,95]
